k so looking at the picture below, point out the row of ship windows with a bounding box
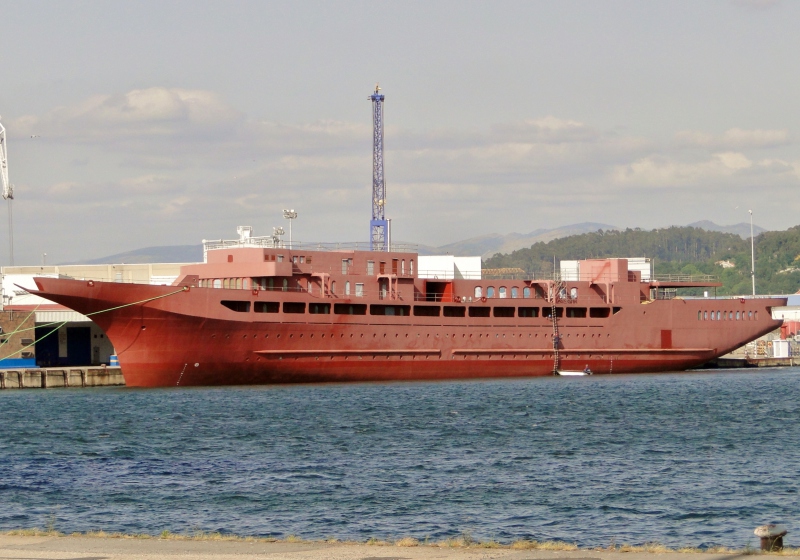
[700,310,757,321]
[474,286,554,299]
[201,277,366,296]
[221,300,621,318]
[199,278,550,300]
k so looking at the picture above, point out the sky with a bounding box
[1,0,799,265]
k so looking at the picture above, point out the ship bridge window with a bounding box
[345,281,351,295]
[518,307,538,317]
[355,283,364,297]
[293,256,298,264]
[590,308,611,318]
[367,261,375,275]
[542,307,564,318]
[511,287,519,299]
[698,311,702,321]
[493,306,514,318]
[474,286,483,298]
[334,303,367,315]
[704,311,708,320]
[736,311,740,320]
[277,255,284,262]
[213,279,222,288]
[566,307,587,318]
[414,305,441,317]
[299,256,305,264]
[255,302,279,313]
[309,303,330,314]
[468,307,490,318]
[499,287,507,299]
[283,302,306,314]
[443,306,466,317]
[523,286,531,298]
[487,286,495,298]
[410,259,414,275]
[570,287,578,299]
[221,300,251,313]
[370,305,410,316]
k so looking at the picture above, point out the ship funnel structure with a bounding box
[369,84,388,251]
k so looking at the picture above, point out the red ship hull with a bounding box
[33,269,785,388]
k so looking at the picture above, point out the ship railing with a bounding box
[203,238,418,255]
[651,273,718,283]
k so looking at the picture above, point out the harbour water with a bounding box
[1,369,799,549]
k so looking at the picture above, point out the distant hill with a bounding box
[483,224,800,296]
[60,221,767,265]
[424,222,619,258]
[687,220,766,239]
[69,245,204,265]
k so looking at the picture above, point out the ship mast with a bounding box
[369,84,388,251]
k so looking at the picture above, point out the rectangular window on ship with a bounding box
[254,302,279,313]
[413,305,441,317]
[334,303,367,315]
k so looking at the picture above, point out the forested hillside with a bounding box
[483,226,800,296]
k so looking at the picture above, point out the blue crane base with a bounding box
[370,219,388,251]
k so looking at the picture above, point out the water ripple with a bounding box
[1,369,799,548]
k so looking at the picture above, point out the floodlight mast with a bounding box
[369,84,388,251]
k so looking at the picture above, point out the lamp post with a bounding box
[749,210,755,296]
[283,209,297,249]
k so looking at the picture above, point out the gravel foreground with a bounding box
[1,534,793,560]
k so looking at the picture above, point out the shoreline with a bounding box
[2,530,799,557]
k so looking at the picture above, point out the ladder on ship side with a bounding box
[551,281,565,375]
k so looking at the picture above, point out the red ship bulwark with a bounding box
[32,245,785,387]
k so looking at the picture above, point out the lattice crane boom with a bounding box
[369,84,387,251]
[0,117,12,200]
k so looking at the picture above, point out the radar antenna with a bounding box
[368,84,388,251]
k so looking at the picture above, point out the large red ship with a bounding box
[32,239,785,387]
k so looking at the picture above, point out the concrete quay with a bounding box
[0,366,124,389]
[0,535,773,560]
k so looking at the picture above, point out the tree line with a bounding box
[483,226,800,296]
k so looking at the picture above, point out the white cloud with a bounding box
[675,127,790,149]
[611,151,800,188]
[13,88,243,142]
